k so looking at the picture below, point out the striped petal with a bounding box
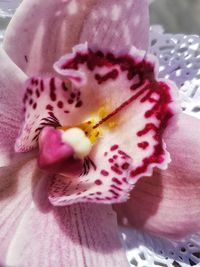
[80,0,149,53]
[0,156,38,262]
[0,48,27,167]
[3,0,149,76]
[5,176,129,267]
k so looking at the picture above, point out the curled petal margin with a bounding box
[16,43,180,206]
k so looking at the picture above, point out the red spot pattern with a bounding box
[49,144,133,205]
[19,75,86,151]
[101,170,109,176]
[59,49,174,181]
[137,141,149,149]
[95,180,102,185]
[20,46,176,206]
[61,50,155,88]
[57,101,63,108]
[110,145,119,151]
[95,69,119,84]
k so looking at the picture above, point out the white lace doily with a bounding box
[0,4,200,266]
[150,25,200,119]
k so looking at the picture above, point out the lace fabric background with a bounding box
[0,2,200,267]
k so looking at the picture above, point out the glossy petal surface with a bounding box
[5,177,129,267]
[3,0,149,75]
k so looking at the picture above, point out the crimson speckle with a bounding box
[24,55,28,62]
[40,80,44,91]
[138,141,149,149]
[101,170,109,176]
[109,189,119,197]
[36,89,40,98]
[137,123,157,137]
[27,88,33,95]
[31,78,38,85]
[111,184,122,191]
[46,104,53,111]
[50,77,56,91]
[70,93,76,98]
[68,99,74,104]
[95,69,119,84]
[95,179,102,185]
[121,162,130,170]
[122,177,128,183]
[75,101,83,108]
[111,166,122,175]
[118,150,130,158]
[110,145,119,151]
[33,103,37,109]
[50,93,56,101]
[48,112,55,117]
[50,77,57,101]
[57,101,63,108]
[112,177,122,185]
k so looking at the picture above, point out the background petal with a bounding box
[114,114,200,239]
[5,176,129,267]
[0,48,27,167]
[0,156,39,263]
[3,0,149,75]
[80,0,149,53]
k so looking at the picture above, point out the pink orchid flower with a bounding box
[0,0,200,266]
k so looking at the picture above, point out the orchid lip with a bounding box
[15,43,177,206]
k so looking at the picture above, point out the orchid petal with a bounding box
[0,157,39,262]
[3,0,149,75]
[114,114,200,239]
[0,48,27,167]
[5,176,129,267]
[80,0,149,53]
